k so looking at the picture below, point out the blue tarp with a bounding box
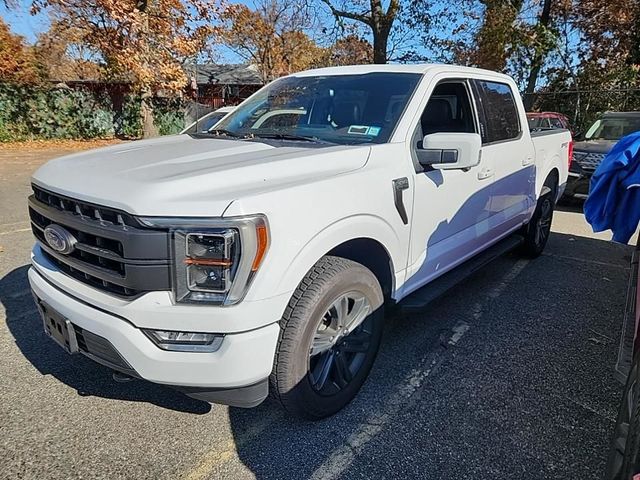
[584,131,640,244]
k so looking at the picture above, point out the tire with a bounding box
[519,177,557,258]
[270,256,384,420]
[606,353,640,480]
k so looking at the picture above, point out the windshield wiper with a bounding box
[251,133,334,144]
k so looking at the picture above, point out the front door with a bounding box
[402,78,494,296]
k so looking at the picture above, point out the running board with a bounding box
[398,234,524,313]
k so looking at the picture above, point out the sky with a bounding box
[1,1,49,42]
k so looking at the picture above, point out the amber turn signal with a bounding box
[252,224,269,271]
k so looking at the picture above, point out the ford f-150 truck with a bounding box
[28,65,572,419]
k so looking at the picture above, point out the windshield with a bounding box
[183,111,229,134]
[212,72,421,145]
[585,116,640,141]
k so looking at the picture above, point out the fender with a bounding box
[274,214,403,297]
[537,153,561,197]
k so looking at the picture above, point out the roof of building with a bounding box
[194,63,263,86]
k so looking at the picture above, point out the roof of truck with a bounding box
[602,111,640,117]
[291,63,513,81]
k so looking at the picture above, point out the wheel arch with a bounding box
[327,238,395,301]
[542,167,560,201]
[273,215,401,302]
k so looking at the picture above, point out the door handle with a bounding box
[477,168,494,180]
[522,156,534,166]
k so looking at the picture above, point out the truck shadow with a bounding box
[225,231,631,479]
[1,264,211,415]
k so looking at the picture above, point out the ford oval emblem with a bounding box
[43,224,77,255]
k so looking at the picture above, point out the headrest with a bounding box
[424,99,453,123]
[331,102,361,127]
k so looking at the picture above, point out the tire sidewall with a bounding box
[607,354,640,479]
[279,262,384,418]
[521,188,555,257]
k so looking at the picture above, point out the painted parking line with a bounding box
[309,259,529,480]
[0,227,31,236]
[184,409,283,480]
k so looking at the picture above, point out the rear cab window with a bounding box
[472,80,521,144]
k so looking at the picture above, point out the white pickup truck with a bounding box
[28,64,571,419]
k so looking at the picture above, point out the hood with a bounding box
[32,135,371,217]
[573,139,616,154]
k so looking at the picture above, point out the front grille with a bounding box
[573,151,605,172]
[42,249,135,296]
[29,185,171,297]
[33,186,140,228]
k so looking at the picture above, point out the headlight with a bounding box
[139,215,269,305]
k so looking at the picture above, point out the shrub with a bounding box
[0,82,189,142]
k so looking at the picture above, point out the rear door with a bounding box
[472,80,536,236]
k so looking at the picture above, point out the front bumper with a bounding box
[28,261,281,406]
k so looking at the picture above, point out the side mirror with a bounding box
[417,132,482,170]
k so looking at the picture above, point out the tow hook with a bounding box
[112,371,135,383]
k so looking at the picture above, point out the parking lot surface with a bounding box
[0,147,634,479]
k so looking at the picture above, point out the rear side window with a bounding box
[474,81,520,143]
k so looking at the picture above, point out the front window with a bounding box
[211,73,421,145]
[585,116,640,141]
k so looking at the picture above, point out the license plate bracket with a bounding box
[35,298,79,354]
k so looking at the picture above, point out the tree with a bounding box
[471,0,523,71]
[402,0,479,64]
[34,21,102,81]
[320,0,399,63]
[521,0,551,108]
[32,0,218,138]
[329,34,372,65]
[0,18,43,83]
[574,0,640,68]
[219,0,325,82]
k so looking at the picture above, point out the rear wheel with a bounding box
[270,256,384,420]
[519,178,557,257]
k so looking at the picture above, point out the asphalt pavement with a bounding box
[0,148,633,479]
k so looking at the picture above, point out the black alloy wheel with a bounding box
[308,292,373,395]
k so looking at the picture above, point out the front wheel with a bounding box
[270,256,384,420]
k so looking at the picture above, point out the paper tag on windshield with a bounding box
[347,125,381,136]
[348,125,370,135]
